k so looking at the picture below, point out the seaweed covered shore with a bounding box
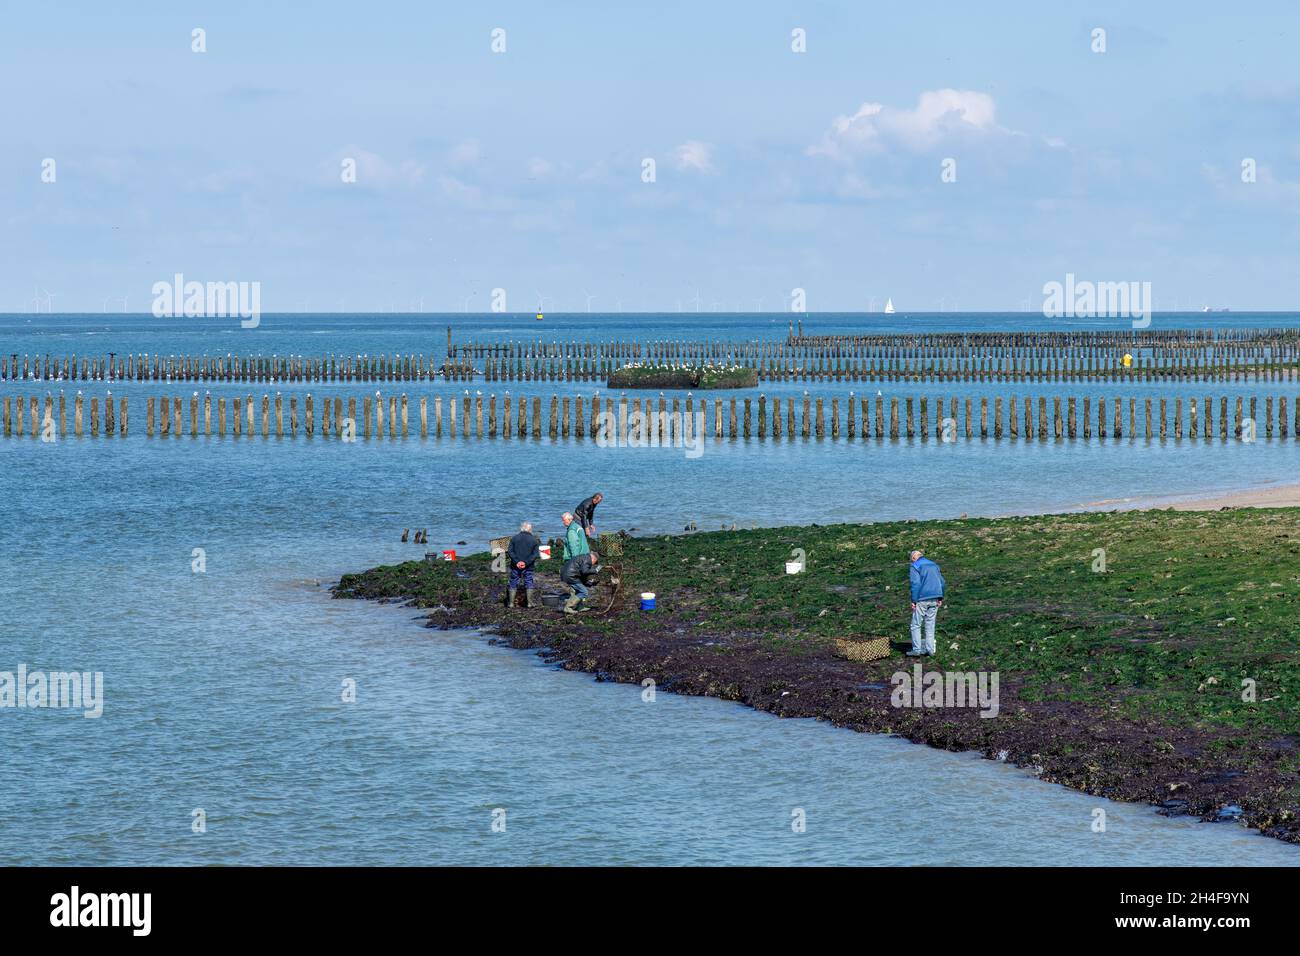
[334,509,1300,845]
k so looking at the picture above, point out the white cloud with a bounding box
[673,140,714,173]
[447,139,482,168]
[809,89,1003,159]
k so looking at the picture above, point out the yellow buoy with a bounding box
[1122,352,1133,368]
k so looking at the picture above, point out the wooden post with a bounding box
[889,398,899,439]
[75,393,84,437]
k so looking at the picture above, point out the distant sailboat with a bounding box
[883,298,895,314]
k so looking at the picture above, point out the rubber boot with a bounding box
[526,588,539,608]
[563,591,580,614]
[506,587,518,608]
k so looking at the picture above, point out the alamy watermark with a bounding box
[594,408,705,459]
[1042,272,1151,328]
[1,664,104,718]
[890,664,999,718]
[151,273,261,328]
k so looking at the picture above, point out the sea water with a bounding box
[1,313,1296,864]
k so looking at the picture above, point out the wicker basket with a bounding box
[834,637,891,663]
[596,532,624,558]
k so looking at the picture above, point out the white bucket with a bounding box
[785,561,803,574]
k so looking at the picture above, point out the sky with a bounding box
[3,0,1300,313]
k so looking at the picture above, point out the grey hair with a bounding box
[910,549,924,561]
[520,521,532,532]
[562,512,574,521]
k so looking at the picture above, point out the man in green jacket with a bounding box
[560,511,597,613]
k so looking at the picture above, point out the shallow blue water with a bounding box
[1,315,1297,865]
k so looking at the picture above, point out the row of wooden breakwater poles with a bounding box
[5,391,1300,442]
[5,328,1300,385]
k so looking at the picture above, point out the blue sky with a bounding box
[3,0,1300,312]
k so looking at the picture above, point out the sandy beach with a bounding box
[1082,481,1300,514]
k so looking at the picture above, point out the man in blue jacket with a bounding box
[907,550,945,656]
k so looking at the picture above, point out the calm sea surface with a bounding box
[2,313,1297,864]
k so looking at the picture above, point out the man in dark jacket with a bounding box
[907,549,945,656]
[506,522,541,608]
[574,492,603,537]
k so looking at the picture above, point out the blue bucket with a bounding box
[640,592,656,611]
